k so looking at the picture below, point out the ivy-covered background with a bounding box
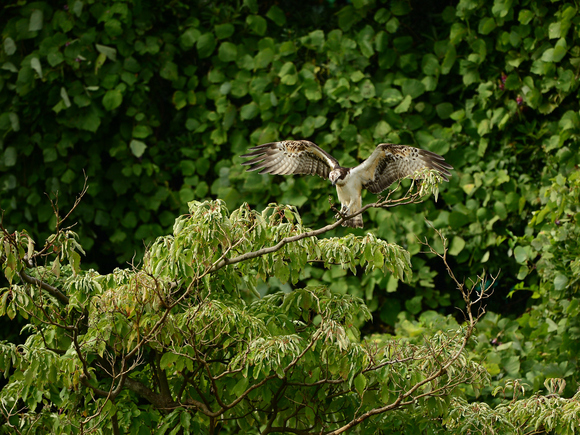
[2,0,580,405]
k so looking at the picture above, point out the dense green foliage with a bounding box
[2,0,580,432]
[2,198,580,434]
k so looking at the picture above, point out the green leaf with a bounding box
[30,57,42,79]
[337,6,359,31]
[494,201,507,220]
[436,102,453,119]
[478,17,496,35]
[60,87,71,108]
[541,48,555,62]
[173,91,187,110]
[449,211,469,228]
[394,95,412,113]
[96,44,117,61]
[61,168,75,184]
[386,17,399,33]
[160,61,179,81]
[102,89,123,111]
[197,33,216,58]
[47,51,64,66]
[4,38,16,56]
[391,0,411,15]
[8,113,19,132]
[502,356,520,375]
[374,8,391,24]
[357,26,374,58]
[429,139,449,156]
[303,80,322,100]
[441,44,456,74]
[449,236,466,256]
[554,273,568,291]
[130,140,147,158]
[513,246,528,264]
[449,23,467,44]
[215,23,234,39]
[518,9,533,24]
[382,88,403,106]
[244,0,258,13]
[360,79,376,99]
[374,249,384,268]
[302,30,325,51]
[160,352,179,369]
[233,377,249,396]
[548,22,561,39]
[255,48,274,69]
[405,295,423,314]
[180,28,200,49]
[79,106,101,132]
[218,42,238,62]
[504,74,519,90]
[266,6,286,26]
[246,15,267,36]
[552,38,568,62]
[240,102,259,120]
[279,62,297,85]
[4,147,17,166]
[195,182,209,197]
[104,19,123,37]
[133,125,152,138]
[29,9,43,32]
[402,79,425,98]
[422,53,440,75]
[373,120,391,138]
[354,373,367,395]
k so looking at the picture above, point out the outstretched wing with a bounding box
[352,144,453,194]
[241,140,340,179]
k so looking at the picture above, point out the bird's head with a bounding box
[329,168,345,186]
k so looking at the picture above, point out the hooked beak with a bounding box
[331,180,337,186]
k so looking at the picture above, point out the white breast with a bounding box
[335,175,363,210]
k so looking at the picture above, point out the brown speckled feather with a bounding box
[241,140,340,178]
[355,144,453,194]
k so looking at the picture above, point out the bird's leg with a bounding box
[328,195,338,212]
[329,196,344,217]
[334,204,349,221]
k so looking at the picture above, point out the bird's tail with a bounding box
[342,214,363,228]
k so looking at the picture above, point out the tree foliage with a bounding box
[3,0,580,431]
[2,194,580,434]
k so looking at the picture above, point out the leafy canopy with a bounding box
[2,193,580,434]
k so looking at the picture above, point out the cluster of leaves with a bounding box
[462,171,580,403]
[3,0,580,422]
[432,0,580,403]
[0,0,513,294]
[0,0,573,306]
[3,199,580,434]
[0,199,478,433]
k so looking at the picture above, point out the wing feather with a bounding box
[352,144,453,194]
[241,140,340,179]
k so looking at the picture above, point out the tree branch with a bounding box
[320,227,494,435]
[18,270,69,305]
[208,191,423,274]
[124,377,178,410]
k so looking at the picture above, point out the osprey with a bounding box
[241,140,453,228]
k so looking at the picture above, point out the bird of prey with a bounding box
[241,140,453,228]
